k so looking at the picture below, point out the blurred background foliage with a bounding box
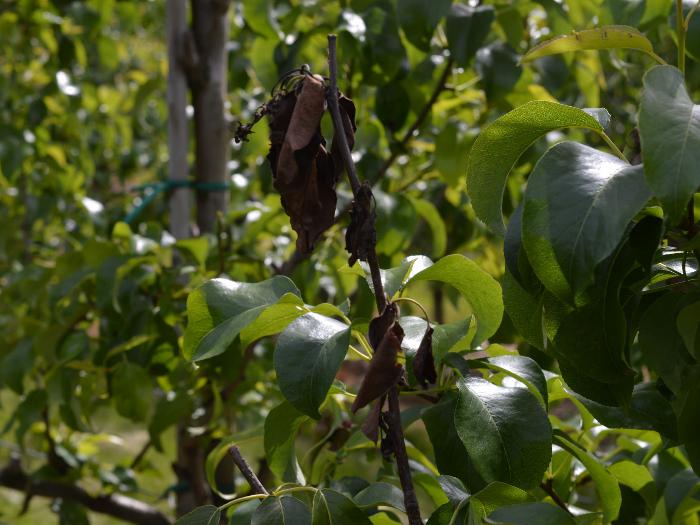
[0,0,699,523]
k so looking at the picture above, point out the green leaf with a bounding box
[423,393,485,490]
[553,432,621,522]
[677,301,700,358]
[661,469,700,523]
[376,255,433,299]
[522,141,650,301]
[397,0,451,51]
[252,496,311,525]
[487,502,576,525]
[677,372,700,475]
[406,254,503,346]
[407,196,447,258]
[639,65,700,223]
[437,475,469,507]
[467,101,605,235]
[522,25,658,62]
[571,382,677,440]
[264,401,308,484]
[149,391,193,451]
[454,377,551,489]
[176,237,209,268]
[175,505,221,525]
[471,482,534,517]
[501,270,546,351]
[354,482,406,512]
[112,362,152,422]
[274,313,351,419]
[445,4,495,67]
[184,277,300,361]
[609,460,657,511]
[239,294,306,348]
[478,355,548,407]
[312,489,372,525]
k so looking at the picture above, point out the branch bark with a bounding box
[229,446,268,495]
[327,34,421,525]
[0,459,171,525]
[191,0,231,233]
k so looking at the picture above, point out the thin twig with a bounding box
[229,445,268,495]
[540,480,573,516]
[327,34,421,525]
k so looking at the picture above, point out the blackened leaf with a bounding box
[360,396,385,442]
[413,325,436,388]
[368,303,399,350]
[345,183,377,265]
[351,323,404,412]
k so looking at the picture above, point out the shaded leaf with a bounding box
[487,502,576,525]
[312,489,372,525]
[264,401,308,484]
[446,4,495,67]
[252,496,311,525]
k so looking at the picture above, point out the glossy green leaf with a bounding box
[501,270,546,351]
[522,25,658,62]
[406,254,503,346]
[522,141,650,301]
[239,294,306,348]
[252,496,311,525]
[445,4,495,67]
[312,489,372,525]
[487,502,576,525]
[454,377,552,489]
[479,355,548,407]
[437,475,469,507]
[609,460,657,511]
[264,401,308,484]
[175,505,221,525]
[377,255,433,299]
[112,362,152,422]
[467,101,605,235]
[639,65,700,223]
[553,432,621,522]
[354,482,406,512]
[397,0,451,51]
[274,313,351,419]
[184,277,301,361]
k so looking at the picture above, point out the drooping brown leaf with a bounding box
[412,325,436,388]
[351,321,404,413]
[266,75,340,254]
[368,303,398,350]
[360,395,385,443]
[345,182,377,265]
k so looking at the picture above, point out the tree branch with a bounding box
[229,446,268,495]
[327,34,421,525]
[0,458,171,525]
[540,480,573,516]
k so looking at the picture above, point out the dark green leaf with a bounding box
[445,4,495,67]
[522,141,650,301]
[312,489,372,525]
[354,482,406,512]
[398,0,451,51]
[467,101,605,235]
[479,355,548,407]
[639,65,700,223]
[252,496,311,525]
[274,313,351,419]
[454,377,551,489]
[175,505,221,525]
[487,502,576,525]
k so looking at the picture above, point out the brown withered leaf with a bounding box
[360,395,385,443]
[413,325,437,388]
[351,321,404,413]
[368,303,398,350]
[345,182,377,266]
[266,76,339,254]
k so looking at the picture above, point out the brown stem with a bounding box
[540,480,573,516]
[229,445,268,495]
[327,34,421,525]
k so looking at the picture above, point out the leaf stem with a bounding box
[598,131,627,161]
[677,0,686,75]
[686,1,700,27]
[274,486,318,496]
[218,493,267,512]
[392,296,432,324]
[645,50,668,65]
